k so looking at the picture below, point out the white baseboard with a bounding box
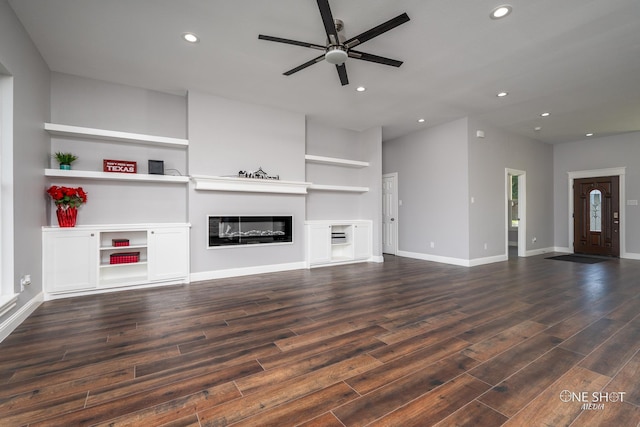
[622,252,640,260]
[191,261,307,282]
[0,292,44,343]
[397,250,473,267]
[524,247,558,257]
[468,254,508,266]
[370,255,384,263]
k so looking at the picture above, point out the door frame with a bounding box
[568,167,626,257]
[382,172,398,255]
[505,169,526,257]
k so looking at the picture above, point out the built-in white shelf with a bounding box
[45,168,189,184]
[45,123,189,148]
[305,154,369,168]
[308,184,369,193]
[191,175,312,194]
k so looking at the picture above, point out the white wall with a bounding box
[383,116,554,265]
[187,91,307,276]
[553,132,640,256]
[0,0,50,337]
[467,117,554,259]
[48,73,188,225]
[383,118,470,260]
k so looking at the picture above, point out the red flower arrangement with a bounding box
[46,185,88,208]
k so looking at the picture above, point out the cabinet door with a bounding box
[353,223,372,260]
[44,230,98,293]
[148,227,189,282]
[307,224,331,265]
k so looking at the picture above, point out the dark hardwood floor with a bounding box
[1,253,639,426]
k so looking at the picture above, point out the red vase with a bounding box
[56,206,78,227]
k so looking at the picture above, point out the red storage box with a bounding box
[112,239,129,247]
[110,252,140,264]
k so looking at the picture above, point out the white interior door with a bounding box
[382,173,398,255]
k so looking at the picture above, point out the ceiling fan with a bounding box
[259,0,410,86]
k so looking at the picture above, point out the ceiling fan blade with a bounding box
[344,13,410,49]
[348,50,403,67]
[316,0,340,45]
[283,54,325,76]
[336,63,349,86]
[258,35,325,51]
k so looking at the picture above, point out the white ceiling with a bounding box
[8,0,640,143]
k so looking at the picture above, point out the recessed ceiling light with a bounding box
[356,86,366,92]
[497,91,509,97]
[586,133,594,137]
[540,112,550,117]
[490,5,512,19]
[182,32,199,43]
[417,118,425,123]
[534,126,542,131]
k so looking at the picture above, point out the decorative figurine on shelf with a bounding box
[53,152,78,170]
[238,167,280,180]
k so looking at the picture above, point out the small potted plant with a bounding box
[53,152,78,170]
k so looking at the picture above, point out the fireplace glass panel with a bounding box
[208,216,293,247]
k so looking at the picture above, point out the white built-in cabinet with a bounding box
[306,220,372,267]
[43,224,190,299]
[43,123,191,299]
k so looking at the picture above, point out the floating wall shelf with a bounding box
[304,154,369,168]
[308,184,370,193]
[45,123,189,148]
[45,169,189,184]
[191,175,312,194]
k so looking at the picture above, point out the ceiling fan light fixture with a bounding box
[325,46,348,65]
[356,86,366,92]
[490,5,512,19]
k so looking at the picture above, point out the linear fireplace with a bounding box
[208,215,293,247]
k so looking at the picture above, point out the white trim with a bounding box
[397,250,471,267]
[1,74,14,304]
[0,293,43,343]
[524,247,556,257]
[382,172,399,256]
[469,254,508,266]
[505,169,526,258]
[397,250,508,267]
[190,261,306,282]
[0,294,18,317]
[44,280,187,301]
[45,123,188,147]
[191,175,311,194]
[568,167,626,257]
[624,252,640,260]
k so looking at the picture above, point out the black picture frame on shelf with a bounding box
[148,160,164,175]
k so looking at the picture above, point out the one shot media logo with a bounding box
[560,390,626,410]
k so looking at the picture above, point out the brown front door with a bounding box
[573,176,620,256]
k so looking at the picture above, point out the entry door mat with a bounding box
[546,254,610,264]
